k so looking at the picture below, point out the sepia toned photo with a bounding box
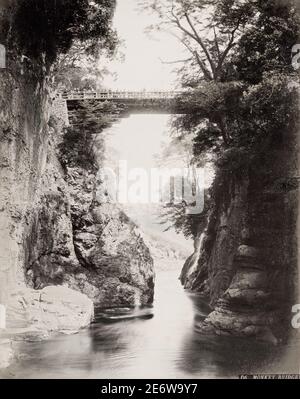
[0,0,300,382]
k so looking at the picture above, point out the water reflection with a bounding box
[1,269,295,379]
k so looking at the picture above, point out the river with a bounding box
[2,265,296,379]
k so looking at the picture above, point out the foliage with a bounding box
[11,0,117,65]
[139,0,254,83]
[169,0,300,163]
[58,101,121,171]
[53,43,112,91]
[159,202,207,238]
[144,0,299,236]
[235,0,299,83]
[176,73,298,164]
[152,125,207,238]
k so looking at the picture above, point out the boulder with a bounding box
[7,286,94,335]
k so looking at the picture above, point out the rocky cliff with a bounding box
[0,69,154,311]
[26,159,155,308]
[0,59,97,370]
[0,5,154,359]
[181,136,299,343]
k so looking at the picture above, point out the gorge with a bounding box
[0,0,299,377]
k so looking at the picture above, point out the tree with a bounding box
[235,0,299,83]
[151,0,300,162]
[52,41,112,91]
[139,0,254,83]
[139,1,257,149]
[144,0,299,237]
[10,0,118,65]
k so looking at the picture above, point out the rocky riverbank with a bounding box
[0,4,154,367]
[180,143,299,343]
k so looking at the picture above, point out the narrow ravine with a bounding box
[1,114,299,379]
[1,0,299,378]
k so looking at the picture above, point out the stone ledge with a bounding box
[6,286,94,336]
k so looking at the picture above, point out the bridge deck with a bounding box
[59,90,183,101]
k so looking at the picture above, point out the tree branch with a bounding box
[167,9,215,80]
[159,57,193,65]
[213,27,221,61]
[184,12,216,77]
[194,51,213,81]
[215,20,241,78]
[166,29,212,80]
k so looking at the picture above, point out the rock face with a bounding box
[0,11,154,347]
[71,203,154,307]
[0,67,52,304]
[6,286,94,334]
[0,286,93,369]
[0,84,155,309]
[181,141,298,342]
[25,156,155,308]
[0,71,154,321]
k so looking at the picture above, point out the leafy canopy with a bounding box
[12,0,118,64]
[145,0,300,236]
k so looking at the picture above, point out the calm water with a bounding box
[2,269,298,379]
[2,114,298,378]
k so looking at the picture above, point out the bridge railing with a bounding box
[59,90,183,101]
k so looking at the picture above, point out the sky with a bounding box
[104,114,194,252]
[106,114,172,170]
[102,0,185,91]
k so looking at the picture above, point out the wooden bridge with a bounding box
[53,90,188,126]
[58,90,183,101]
